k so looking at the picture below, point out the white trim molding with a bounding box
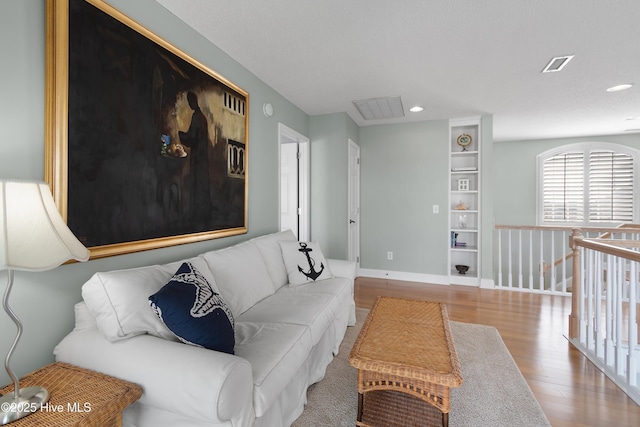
[358,268,496,289]
[480,278,495,289]
[358,268,449,285]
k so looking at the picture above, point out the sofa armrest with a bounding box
[327,258,356,280]
[54,326,254,427]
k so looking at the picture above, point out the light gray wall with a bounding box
[358,120,450,274]
[0,0,308,384]
[309,112,359,259]
[493,133,640,226]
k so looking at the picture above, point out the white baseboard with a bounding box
[480,278,496,289]
[358,268,496,289]
[357,269,450,286]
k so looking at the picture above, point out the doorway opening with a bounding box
[348,139,361,268]
[279,123,309,241]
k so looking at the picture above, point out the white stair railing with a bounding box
[494,224,638,295]
[495,225,577,294]
[568,229,640,405]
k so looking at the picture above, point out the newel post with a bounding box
[569,229,583,339]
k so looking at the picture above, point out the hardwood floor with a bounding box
[354,277,640,427]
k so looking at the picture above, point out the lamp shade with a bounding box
[0,180,90,271]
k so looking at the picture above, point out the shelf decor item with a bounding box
[457,178,470,192]
[0,180,90,424]
[455,265,470,274]
[458,214,467,229]
[456,133,472,151]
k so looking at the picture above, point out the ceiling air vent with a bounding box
[353,96,405,120]
[542,55,574,73]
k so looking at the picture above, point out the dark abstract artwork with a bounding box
[48,0,248,258]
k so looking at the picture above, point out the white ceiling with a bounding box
[155,0,640,142]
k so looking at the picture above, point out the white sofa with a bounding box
[54,230,356,427]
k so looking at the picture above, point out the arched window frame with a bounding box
[536,142,640,226]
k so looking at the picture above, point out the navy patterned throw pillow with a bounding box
[149,262,235,354]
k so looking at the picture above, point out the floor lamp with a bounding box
[0,180,90,424]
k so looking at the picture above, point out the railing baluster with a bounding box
[628,260,638,387]
[586,249,594,350]
[518,229,523,289]
[550,230,556,293]
[569,229,582,339]
[529,229,534,290]
[580,247,587,342]
[610,255,619,370]
[508,229,513,288]
[562,230,567,294]
[605,254,614,368]
[594,250,603,359]
[616,257,625,377]
[539,230,545,291]
[497,228,503,287]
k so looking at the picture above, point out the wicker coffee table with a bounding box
[0,362,142,426]
[349,297,463,427]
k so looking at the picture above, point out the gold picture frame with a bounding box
[45,0,249,259]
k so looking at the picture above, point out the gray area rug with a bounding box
[292,308,551,426]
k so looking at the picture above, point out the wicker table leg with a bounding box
[442,411,448,427]
[357,392,364,422]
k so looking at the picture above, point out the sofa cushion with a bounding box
[200,242,276,316]
[234,321,312,417]
[81,257,215,342]
[279,241,333,285]
[250,229,297,289]
[237,277,351,346]
[149,261,235,354]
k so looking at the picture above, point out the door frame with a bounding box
[348,139,361,268]
[278,123,309,241]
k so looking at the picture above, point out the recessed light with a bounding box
[625,116,640,121]
[606,84,633,92]
[409,106,424,112]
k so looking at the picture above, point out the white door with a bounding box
[280,142,299,236]
[348,139,361,267]
[279,123,309,241]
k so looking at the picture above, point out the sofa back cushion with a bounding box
[82,257,216,342]
[200,241,276,316]
[250,229,297,289]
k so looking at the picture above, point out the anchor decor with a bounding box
[297,242,325,281]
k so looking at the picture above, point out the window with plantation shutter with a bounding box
[542,152,584,222]
[588,151,634,222]
[538,143,638,226]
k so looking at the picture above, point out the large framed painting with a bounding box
[45,0,248,259]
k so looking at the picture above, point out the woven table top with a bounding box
[349,296,463,388]
[0,362,142,427]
